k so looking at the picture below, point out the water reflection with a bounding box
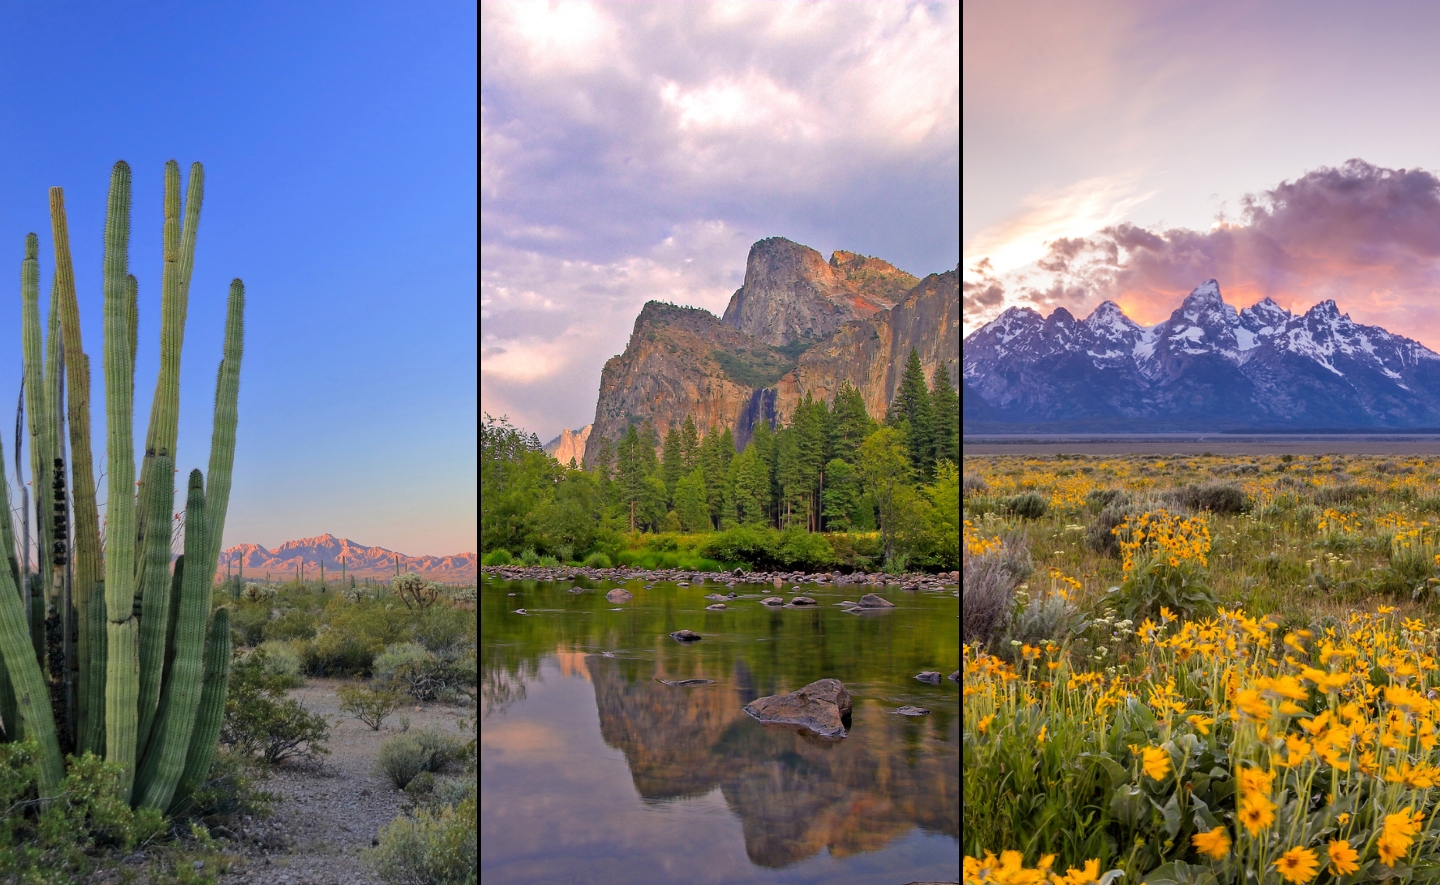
[587,654,958,868]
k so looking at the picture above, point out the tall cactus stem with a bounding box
[200,279,242,590]
[135,454,174,754]
[135,471,206,810]
[169,607,230,814]
[101,162,138,794]
[49,187,105,754]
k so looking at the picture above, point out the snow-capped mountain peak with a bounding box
[964,280,1440,430]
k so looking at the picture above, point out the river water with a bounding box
[479,574,960,884]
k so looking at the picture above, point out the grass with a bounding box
[964,452,1440,879]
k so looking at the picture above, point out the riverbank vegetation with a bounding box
[483,350,959,573]
[964,451,1440,880]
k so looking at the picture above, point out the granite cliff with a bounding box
[583,238,959,464]
[543,424,592,466]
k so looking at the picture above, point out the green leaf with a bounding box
[1140,861,1219,885]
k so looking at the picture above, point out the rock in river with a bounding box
[949,670,960,682]
[789,596,817,606]
[605,588,634,602]
[761,597,785,606]
[858,593,894,608]
[514,609,527,615]
[658,678,715,686]
[704,593,729,601]
[894,706,930,716]
[743,678,852,737]
[670,629,703,642]
[569,587,585,593]
[705,603,726,610]
[915,671,942,684]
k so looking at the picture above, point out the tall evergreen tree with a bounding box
[749,419,777,526]
[616,424,644,531]
[858,426,911,565]
[821,458,861,531]
[674,468,710,533]
[730,444,768,526]
[775,427,805,529]
[793,393,827,531]
[893,348,935,480]
[830,382,874,467]
[699,430,728,530]
[680,416,700,473]
[661,424,684,502]
[929,363,959,466]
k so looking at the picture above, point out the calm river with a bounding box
[480,573,960,884]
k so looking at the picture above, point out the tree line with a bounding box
[480,348,959,570]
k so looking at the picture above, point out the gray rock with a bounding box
[894,706,930,716]
[743,678,852,737]
[704,593,729,601]
[569,587,585,593]
[915,671,942,684]
[789,596,817,605]
[725,591,737,598]
[949,670,959,682]
[514,609,527,615]
[605,588,634,602]
[670,629,703,642]
[658,678,715,686]
[858,593,894,607]
[706,603,726,610]
[761,597,785,606]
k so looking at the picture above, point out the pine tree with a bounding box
[616,425,643,531]
[699,431,727,530]
[793,393,827,531]
[749,420,777,526]
[731,444,768,526]
[830,382,873,467]
[776,427,804,529]
[674,468,709,533]
[661,424,684,502]
[894,348,934,481]
[821,458,860,530]
[679,416,700,474]
[929,363,959,467]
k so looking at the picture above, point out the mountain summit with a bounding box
[216,534,476,582]
[964,280,1440,430]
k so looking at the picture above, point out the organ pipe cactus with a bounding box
[0,161,243,809]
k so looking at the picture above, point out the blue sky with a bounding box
[0,2,477,556]
[480,1,960,444]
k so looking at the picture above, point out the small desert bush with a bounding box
[374,643,433,682]
[262,607,318,642]
[1172,482,1249,514]
[963,537,1029,647]
[1003,491,1048,520]
[375,729,465,790]
[1313,483,1371,506]
[251,640,305,688]
[338,684,404,731]
[368,789,477,885]
[221,648,330,765]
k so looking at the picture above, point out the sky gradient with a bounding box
[0,2,477,557]
[480,0,960,445]
[964,1,1440,346]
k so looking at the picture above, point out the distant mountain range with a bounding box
[544,425,591,466]
[216,534,476,583]
[963,280,1440,431]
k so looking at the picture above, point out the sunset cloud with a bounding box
[964,160,1440,350]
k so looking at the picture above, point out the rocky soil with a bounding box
[216,678,474,885]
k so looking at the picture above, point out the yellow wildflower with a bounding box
[1141,746,1171,782]
[1238,794,1277,836]
[977,714,995,734]
[1274,846,1319,884]
[1191,826,1230,860]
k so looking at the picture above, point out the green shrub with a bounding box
[1104,558,1217,623]
[375,729,465,790]
[582,552,611,568]
[697,526,779,569]
[374,643,434,681]
[221,648,330,765]
[306,596,412,676]
[1085,488,1126,512]
[775,529,834,569]
[1313,484,1370,507]
[1174,483,1249,514]
[338,684,404,731]
[411,606,475,655]
[171,751,276,824]
[368,790,477,885]
[262,607,318,642]
[480,549,512,566]
[228,604,268,648]
[252,640,305,688]
[519,547,539,566]
[824,532,883,572]
[1003,491,1048,520]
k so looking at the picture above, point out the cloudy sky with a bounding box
[964,1,1440,347]
[481,1,960,444]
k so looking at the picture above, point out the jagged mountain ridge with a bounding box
[216,533,476,582]
[583,237,960,464]
[963,280,1440,430]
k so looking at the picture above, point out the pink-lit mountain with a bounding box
[216,534,476,583]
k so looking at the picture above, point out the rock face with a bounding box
[721,238,898,347]
[543,424,591,467]
[583,238,956,466]
[743,679,853,737]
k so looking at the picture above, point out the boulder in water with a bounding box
[915,671,942,684]
[743,678,852,737]
[789,596,817,606]
[605,588,634,602]
[858,593,894,608]
[894,706,930,716]
[760,597,785,606]
[670,629,703,642]
[705,603,726,610]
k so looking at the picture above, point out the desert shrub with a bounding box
[374,643,433,681]
[1001,592,1085,655]
[1313,484,1370,506]
[1003,491,1048,520]
[1173,482,1249,514]
[338,684,405,731]
[228,604,268,648]
[1087,504,1138,557]
[171,751,276,824]
[1085,488,1126,512]
[480,549,512,567]
[393,573,441,611]
[375,729,465,790]
[221,648,330,765]
[368,790,477,885]
[261,607,318,642]
[963,538,1030,647]
[962,474,989,496]
[252,640,305,688]
[387,656,475,703]
[306,596,412,676]
[582,552,611,568]
[410,606,475,655]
